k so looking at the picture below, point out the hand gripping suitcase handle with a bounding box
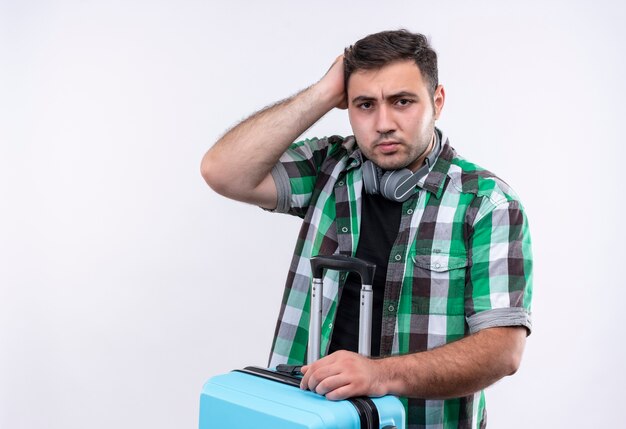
[308,255,376,364]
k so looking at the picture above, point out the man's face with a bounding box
[347,60,445,172]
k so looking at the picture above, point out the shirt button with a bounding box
[388,305,395,312]
[341,227,349,233]
[407,209,414,215]
[337,181,344,186]
[435,263,441,269]
[329,323,333,328]
[394,254,402,261]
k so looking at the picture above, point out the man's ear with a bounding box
[433,85,445,120]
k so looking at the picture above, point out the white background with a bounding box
[2,1,625,427]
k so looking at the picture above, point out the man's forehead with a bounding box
[346,60,426,97]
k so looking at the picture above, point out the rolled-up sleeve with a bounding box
[465,198,533,335]
[264,137,333,218]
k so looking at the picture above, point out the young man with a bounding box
[202,30,533,428]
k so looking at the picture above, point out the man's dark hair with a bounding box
[343,29,438,96]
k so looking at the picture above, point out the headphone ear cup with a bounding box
[379,168,416,202]
[362,160,382,195]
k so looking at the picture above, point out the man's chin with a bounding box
[370,158,410,171]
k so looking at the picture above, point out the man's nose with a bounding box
[376,105,395,135]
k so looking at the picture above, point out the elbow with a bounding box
[200,150,229,196]
[505,351,522,376]
[201,149,256,202]
[485,326,526,377]
[200,155,211,186]
[200,144,276,207]
[503,330,526,376]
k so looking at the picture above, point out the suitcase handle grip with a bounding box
[310,254,376,286]
[308,255,376,364]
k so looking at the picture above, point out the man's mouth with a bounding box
[376,140,401,153]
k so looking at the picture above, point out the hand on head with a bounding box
[319,55,348,110]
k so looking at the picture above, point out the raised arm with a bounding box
[201,56,347,210]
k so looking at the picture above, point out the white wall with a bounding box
[2,1,624,427]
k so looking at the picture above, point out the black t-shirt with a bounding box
[328,192,403,357]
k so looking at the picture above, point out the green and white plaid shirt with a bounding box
[267,129,533,429]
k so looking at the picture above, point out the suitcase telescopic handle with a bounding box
[308,255,376,364]
[310,254,376,286]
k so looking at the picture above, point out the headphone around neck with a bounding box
[362,133,442,202]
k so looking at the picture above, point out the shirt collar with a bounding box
[341,135,363,171]
[416,130,455,199]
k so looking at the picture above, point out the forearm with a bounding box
[300,326,526,401]
[378,326,526,399]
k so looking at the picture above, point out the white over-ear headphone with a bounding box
[362,133,442,202]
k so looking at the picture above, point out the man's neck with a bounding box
[408,131,436,172]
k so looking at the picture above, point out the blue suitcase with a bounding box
[199,255,406,428]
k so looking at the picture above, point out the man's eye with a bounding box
[359,102,373,110]
[397,99,413,106]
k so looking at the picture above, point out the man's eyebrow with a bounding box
[351,91,419,104]
[351,95,376,104]
[388,91,419,100]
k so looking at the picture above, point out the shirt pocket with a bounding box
[410,248,469,316]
